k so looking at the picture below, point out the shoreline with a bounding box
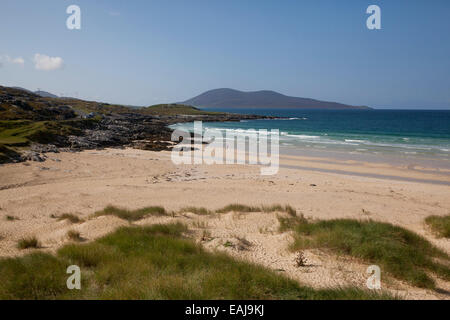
[280,145,450,170]
[278,152,450,186]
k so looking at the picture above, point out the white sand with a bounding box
[0,148,449,299]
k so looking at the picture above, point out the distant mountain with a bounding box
[10,87,59,98]
[35,90,58,98]
[11,86,33,93]
[183,88,371,110]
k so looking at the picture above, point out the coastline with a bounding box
[182,109,450,163]
[279,148,450,186]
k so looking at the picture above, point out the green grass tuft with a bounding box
[262,204,297,216]
[67,230,83,242]
[281,218,450,289]
[0,253,69,299]
[0,223,393,300]
[278,214,308,232]
[58,214,83,224]
[179,207,212,215]
[94,205,167,222]
[216,204,261,213]
[17,237,40,250]
[425,215,450,238]
[216,204,296,215]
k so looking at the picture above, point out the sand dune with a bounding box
[0,148,449,299]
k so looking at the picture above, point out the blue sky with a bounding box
[0,0,449,109]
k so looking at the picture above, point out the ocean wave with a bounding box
[345,139,366,143]
[171,122,450,158]
[281,135,360,146]
[283,134,320,139]
[208,128,282,136]
[360,141,434,150]
[273,117,308,120]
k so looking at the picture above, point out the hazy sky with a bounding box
[1,0,449,109]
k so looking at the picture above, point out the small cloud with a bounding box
[11,57,25,66]
[108,11,120,17]
[0,55,25,67]
[33,53,64,71]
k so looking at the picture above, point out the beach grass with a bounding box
[261,204,297,216]
[425,215,450,238]
[67,230,83,242]
[0,252,69,299]
[17,237,40,250]
[94,205,167,222]
[179,207,212,215]
[58,214,83,224]
[0,223,394,300]
[278,214,308,231]
[92,204,297,221]
[216,204,296,215]
[216,204,261,213]
[280,218,450,289]
[180,204,296,216]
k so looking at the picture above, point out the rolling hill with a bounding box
[35,90,58,98]
[183,88,371,110]
[11,87,59,98]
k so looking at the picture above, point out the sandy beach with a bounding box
[0,148,449,299]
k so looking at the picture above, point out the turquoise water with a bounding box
[172,109,450,161]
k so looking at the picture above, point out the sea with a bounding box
[171,109,450,168]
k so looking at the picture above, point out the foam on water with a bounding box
[169,109,450,160]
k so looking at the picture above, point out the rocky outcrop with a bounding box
[21,151,47,162]
[67,114,172,151]
[65,112,271,153]
[30,144,59,154]
[0,86,275,163]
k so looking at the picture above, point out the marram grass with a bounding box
[280,218,450,289]
[0,223,393,300]
[425,215,450,238]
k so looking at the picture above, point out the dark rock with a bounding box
[21,151,47,162]
[30,144,59,154]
